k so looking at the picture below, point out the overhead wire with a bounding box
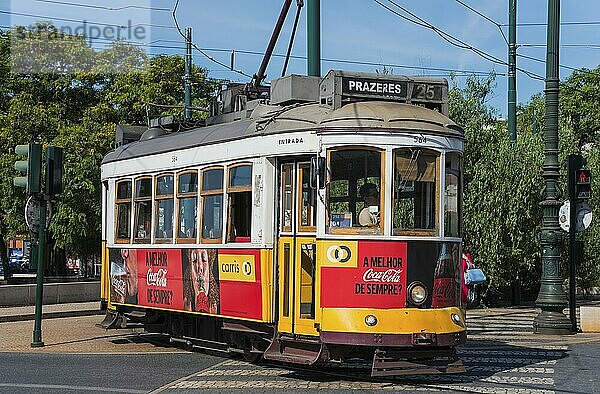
[86,35,503,77]
[29,0,172,12]
[171,0,252,79]
[0,9,176,30]
[500,21,600,27]
[453,0,508,46]
[373,0,544,81]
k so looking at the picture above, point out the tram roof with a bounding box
[102,101,463,164]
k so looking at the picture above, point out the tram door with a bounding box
[277,161,318,337]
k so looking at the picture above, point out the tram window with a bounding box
[299,164,316,231]
[227,164,252,243]
[201,167,224,242]
[281,164,293,232]
[154,174,174,242]
[115,180,132,243]
[327,149,383,234]
[445,152,462,237]
[177,171,198,242]
[134,176,152,243]
[393,148,439,235]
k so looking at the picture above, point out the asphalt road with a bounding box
[0,352,222,393]
[0,309,599,393]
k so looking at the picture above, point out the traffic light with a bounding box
[45,146,64,197]
[575,169,592,201]
[14,144,42,194]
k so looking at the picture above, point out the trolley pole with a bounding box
[307,0,320,77]
[508,0,517,144]
[184,27,193,120]
[533,0,572,335]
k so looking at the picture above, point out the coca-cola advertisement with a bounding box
[431,243,461,308]
[109,248,184,310]
[182,248,220,314]
[109,249,139,305]
[321,241,408,309]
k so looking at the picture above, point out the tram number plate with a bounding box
[411,83,442,101]
[413,135,427,144]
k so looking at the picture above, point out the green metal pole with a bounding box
[508,0,517,144]
[307,0,320,77]
[31,197,46,347]
[533,0,571,335]
[184,27,193,120]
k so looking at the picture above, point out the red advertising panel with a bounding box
[321,241,407,309]
[217,249,262,320]
[136,249,184,310]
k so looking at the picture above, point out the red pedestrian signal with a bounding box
[575,169,592,200]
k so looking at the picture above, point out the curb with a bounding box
[0,308,104,323]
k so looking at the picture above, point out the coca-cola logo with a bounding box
[362,268,403,283]
[147,268,168,287]
[432,278,457,307]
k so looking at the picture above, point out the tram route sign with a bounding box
[342,77,408,99]
[321,70,449,115]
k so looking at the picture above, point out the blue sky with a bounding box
[2,0,600,116]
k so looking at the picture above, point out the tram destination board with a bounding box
[341,77,444,101]
[342,77,408,99]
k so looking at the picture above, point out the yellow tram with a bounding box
[100,70,466,376]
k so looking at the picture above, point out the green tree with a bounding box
[0,24,218,277]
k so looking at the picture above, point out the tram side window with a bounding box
[393,148,438,235]
[445,152,462,237]
[281,164,293,232]
[299,164,316,231]
[201,167,224,242]
[227,164,252,243]
[134,177,153,243]
[177,171,198,242]
[155,174,174,242]
[115,180,132,243]
[327,149,382,234]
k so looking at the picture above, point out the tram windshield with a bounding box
[326,147,459,237]
[327,148,383,234]
[393,148,438,235]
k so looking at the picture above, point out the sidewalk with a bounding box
[0,301,103,323]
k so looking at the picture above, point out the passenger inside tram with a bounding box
[358,183,380,226]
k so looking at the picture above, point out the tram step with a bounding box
[97,311,123,330]
[371,349,466,377]
[263,336,325,365]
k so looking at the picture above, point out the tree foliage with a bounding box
[0,24,219,271]
[451,66,600,302]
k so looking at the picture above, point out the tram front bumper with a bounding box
[319,307,466,347]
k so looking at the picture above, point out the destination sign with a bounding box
[342,77,408,99]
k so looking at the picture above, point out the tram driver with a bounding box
[358,183,380,226]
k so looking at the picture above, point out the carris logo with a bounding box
[326,245,351,263]
[243,261,252,275]
[147,268,168,287]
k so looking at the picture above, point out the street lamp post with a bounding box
[533,0,572,335]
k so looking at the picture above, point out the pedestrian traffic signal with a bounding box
[45,146,64,197]
[575,169,592,200]
[14,144,42,194]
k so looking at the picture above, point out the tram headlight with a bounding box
[407,282,427,305]
[451,313,465,327]
[365,314,378,327]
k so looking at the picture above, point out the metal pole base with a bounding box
[533,309,573,335]
[30,341,45,348]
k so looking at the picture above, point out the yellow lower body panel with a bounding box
[321,307,465,335]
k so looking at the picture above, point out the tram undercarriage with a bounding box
[101,307,466,376]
